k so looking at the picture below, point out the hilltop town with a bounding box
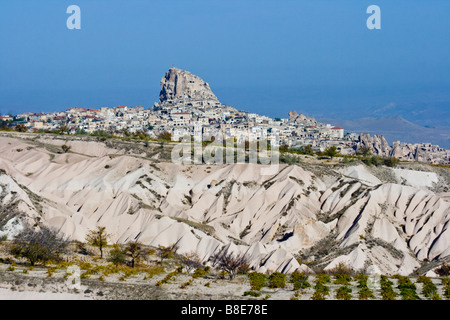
[1,67,449,165]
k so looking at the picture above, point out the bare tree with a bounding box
[125,241,148,268]
[210,249,249,280]
[180,252,203,274]
[11,226,69,266]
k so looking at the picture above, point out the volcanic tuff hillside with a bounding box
[0,133,449,276]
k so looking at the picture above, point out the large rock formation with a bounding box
[391,141,450,164]
[355,133,450,164]
[288,110,318,125]
[1,134,449,275]
[159,67,220,107]
[356,133,391,157]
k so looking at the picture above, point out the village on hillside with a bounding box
[1,68,449,165]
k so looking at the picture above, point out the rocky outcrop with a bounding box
[356,133,391,157]
[0,135,449,276]
[159,67,220,107]
[391,141,450,164]
[355,133,450,164]
[288,110,318,125]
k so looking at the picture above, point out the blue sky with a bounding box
[1,0,449,125]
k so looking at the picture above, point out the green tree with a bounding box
[107,244,127,266]
[324,146,339,159]
[85,226,110,258]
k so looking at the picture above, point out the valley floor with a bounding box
[0,262,448,301]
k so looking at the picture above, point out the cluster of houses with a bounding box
[10,102,356,154]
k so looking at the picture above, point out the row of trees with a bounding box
[280,144,401,167]
[9,226,148,267]
[6,225,251,279]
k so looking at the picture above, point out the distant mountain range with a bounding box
[318,116,450,149]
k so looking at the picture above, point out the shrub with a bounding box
[335,286,352,300]
[248,272,267,290]
[290,290,301,300]
[313,282,330,296]
[362,155,380,166]
[380,275,397,300]
[383,157,399,167]
[313,274,330,299]
[268,272,286,289]
[243,290,262,297]
[91,130,112,138]
[355,274,375,300]
[15,124,28,132]
[358,286,375,300]
[155,271,178,287]
[328,262,354,276]
[143,266,164,279]
[157,131,172,142]
[442,278,450,300]
[107,245,127,266]
[394,275,420,300]
[356,146,372,157]
[192,266,210,279]
[334,273,352,285]
[180,279,193,289]
[417,275,439,299]
[279,153,302,165]
[311,291,327,300]
[290,271,311,290]
[315,273,331,284]
[61,144,71,153]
